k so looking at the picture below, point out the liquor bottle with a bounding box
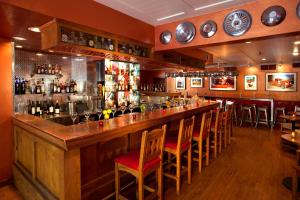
[73,80,77,93]
[48,64,52,75]
[94,36,101,49]
[70,80,74,93]
[54,100,60,114]
[88,35,95,48]
[53,79,57,93]
[65,81,70,93]
[41,78,45,94]
[36,101,41,116]
[36,64,41,74]
[27,100,32,114]
[40,64,45,74]
[78,32,87,46]
[51,65,55,75]
[101,37,106,50]
[15,77,19,95]
[43,101,48,115]
[36,80,41,94]
[54,64,59,74]
[108,39,114,51]
[57,81,61,93]
[49,101,54,115]
[44,64,48,74]
[39,101,43,116]
[31,101,36,115]
[59,66,62,75]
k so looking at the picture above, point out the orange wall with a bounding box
[0,38,13,183]
[155,0,300,51]
[166,64,300,101]
[3,0,154,45]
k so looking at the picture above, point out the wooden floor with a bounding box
[0,126,296,200]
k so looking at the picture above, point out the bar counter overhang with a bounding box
[13,102,218,200]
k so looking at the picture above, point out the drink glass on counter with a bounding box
[70,112,78,125]
[84,110,91,122]
[97,108,103,120]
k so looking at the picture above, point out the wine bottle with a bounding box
[15,77,19,95]
[49,101,54,115]
[36,101,41,116]
[55,100,60,114]
[31,101,36,115]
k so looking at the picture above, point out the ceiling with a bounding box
[94,0,256,25]
[201,34,300,66]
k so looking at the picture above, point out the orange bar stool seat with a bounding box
[192,111,212,173]
[115,125,167,200]
[163,116,195,196]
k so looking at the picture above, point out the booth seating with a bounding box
[114,125,167,200]
[255,106,270,128]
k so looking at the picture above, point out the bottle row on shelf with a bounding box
[14,76,78,95]
[117,43,148,57]
[34,63,62,76]
[27,99,60,116]
[140,83,166,92]
[61,27,115,51]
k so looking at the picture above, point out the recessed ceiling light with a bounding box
[293,52,299,56]
[15,45,23,48]
[36,53,43,56]
[75,58,84,61]
[62,56,68,59]
[245,41,252,44]
[261,58,266,61]
[157,12,185,21]
[12,36,26,41]
[76,54,82,56]
[294,41,300,45]
[194,0,234,11]
[28,27,40,33]
[48,50,54,53]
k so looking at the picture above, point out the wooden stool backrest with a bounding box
[214,109,223,131]
[199,111,212,140]
[177,116,195,152]
[139,125,167,171]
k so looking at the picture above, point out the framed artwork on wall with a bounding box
[190,77,203,88]
[244,75,257,90]
[265,72,297,92]
[209,76,237,91]
[175,77,185,90]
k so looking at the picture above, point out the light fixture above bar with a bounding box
[194,0,234,11]
[157,12,185,21]
[165,71,239,78]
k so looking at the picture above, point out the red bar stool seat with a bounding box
[115,125,167,200]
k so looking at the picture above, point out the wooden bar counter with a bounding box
[13,101,218,200]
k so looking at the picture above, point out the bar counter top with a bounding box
[13,101,218,151]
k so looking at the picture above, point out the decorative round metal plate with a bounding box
[223,10,252,37]
[175,22,196,44]
[297,2,300,19]
[200,20,217,38]
[261,6,286,26]
[160,31,172,44]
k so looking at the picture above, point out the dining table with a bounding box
[280,115,300,130]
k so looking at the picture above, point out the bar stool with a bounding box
[164,116,195,196]
[240,104,256,127]
[255,106,269,128]
[210,109,223,158]
[114,125,167,200]
[226,100,237,126]
[192,111,212,173]
[274,107,286,125]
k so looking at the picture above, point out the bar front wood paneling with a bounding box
[13,102,218,200]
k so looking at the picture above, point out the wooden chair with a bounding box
[222,110,230,148]
[292,149,300,200]
[210,108,224,157]
[192,111,212,173]
[164,116,195,196]
[115,125,167,200]
[224,104,233,145]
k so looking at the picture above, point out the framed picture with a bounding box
[209,76,237,91]
[265,72,297,92]
[175,77,185,90]
[190,77,203,88]
[244,75,257,90]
